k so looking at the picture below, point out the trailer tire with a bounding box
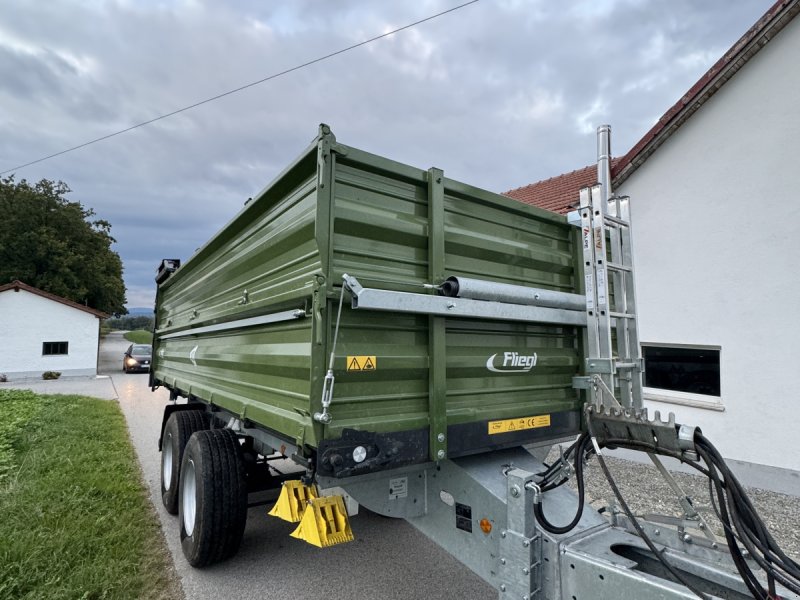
[161,410,210,514]
[179,429,248,568]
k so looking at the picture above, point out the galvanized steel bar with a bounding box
[343,275,587,327]
[440,276,585,311]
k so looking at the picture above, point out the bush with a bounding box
[42,371,61,380]
[106,315,154,331]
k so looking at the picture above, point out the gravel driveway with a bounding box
[576,453,800,562]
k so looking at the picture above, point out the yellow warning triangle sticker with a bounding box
[363,357,375,370]
[348,357,361,371]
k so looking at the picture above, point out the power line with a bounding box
[1,1,479,176]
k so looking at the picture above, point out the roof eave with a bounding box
[0,280,110,319]
[613,0,800,187]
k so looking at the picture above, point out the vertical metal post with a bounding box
[313,124,338,435]
[608,211,633,406]
[579,124,643,409]
[428,168,447,461]
[590,185,615,401]
[600,125,638,407]
[597,124,613,208]
[618,195,644,408]
[580,187,599,358]
[317,124,337,286]
[590,184,613,363]
[498,469,542,599]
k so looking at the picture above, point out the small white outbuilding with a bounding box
[0,280,108,379]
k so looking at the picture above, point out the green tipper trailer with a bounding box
[151,124,587,479]
[149,125,799,600]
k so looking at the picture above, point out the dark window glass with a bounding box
[43,341,69,356]
[643,345,720,397]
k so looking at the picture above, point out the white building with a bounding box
[0,281,108,379]
[505,0,799,494]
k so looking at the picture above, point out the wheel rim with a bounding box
[162,432,173,491]
[182,458,197,536]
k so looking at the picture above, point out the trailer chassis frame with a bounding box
[322,446,794,600]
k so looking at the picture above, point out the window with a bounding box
[43,341,69,356]
[642,344,722,410]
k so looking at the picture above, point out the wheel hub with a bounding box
[162,432,173,490]
[182,458,197,536]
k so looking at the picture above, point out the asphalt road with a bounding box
[101,332,495,600]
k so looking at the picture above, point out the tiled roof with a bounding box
[504,160,620,215]
[0,280,109,319]
[504,0,799,214]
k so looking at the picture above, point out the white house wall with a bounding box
[0,289,100,378]
[617,17,800,474]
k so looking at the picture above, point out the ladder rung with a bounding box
[603,215,630,228]
[607,262,632,273]
[615,362,639,370]
[610,312,636,319]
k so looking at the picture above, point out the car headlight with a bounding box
[126,357,139,366]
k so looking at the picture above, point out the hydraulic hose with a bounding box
[531,413,800,598]
[533,433,589,534]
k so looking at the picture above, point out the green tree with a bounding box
[0,176,127,315]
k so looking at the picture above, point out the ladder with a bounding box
[579,184,644,409]
[578,180,718,541]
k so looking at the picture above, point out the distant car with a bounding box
[123,344,152,373]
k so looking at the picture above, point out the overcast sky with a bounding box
[0,0,770,309]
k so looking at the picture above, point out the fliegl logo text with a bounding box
[485,352,538,373]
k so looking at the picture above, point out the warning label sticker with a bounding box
[389,477,407,499]
[347,355,377,371]
[488,414,551,435]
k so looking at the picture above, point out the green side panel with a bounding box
[152,143,323,447]
[155,320,315,446]
[442,179,575,292]
[156,173,319,333]
[442,320,580,423]
[153,126,583,458]
[322,308,430,438]
[324,144,582,446]
[329,155,429,288]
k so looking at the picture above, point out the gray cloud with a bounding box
[0,0,770,307]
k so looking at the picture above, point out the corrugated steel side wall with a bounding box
[153,162,322,445]
[324,147,582,442]
[153,131,583,454]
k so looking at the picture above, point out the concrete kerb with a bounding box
[1,375,119,400]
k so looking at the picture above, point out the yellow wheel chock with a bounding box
[268,481,354,547]
[290,495,354,548]
[269,480,318,523]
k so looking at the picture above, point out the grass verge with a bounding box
[0,389,181,600]
[124,330,153,344]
